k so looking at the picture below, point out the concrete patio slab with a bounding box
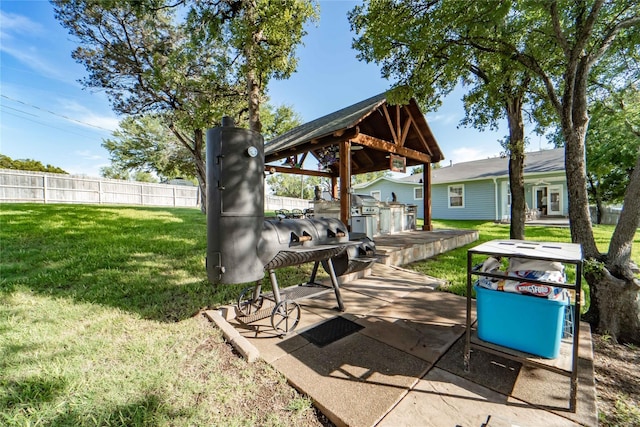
[378,367,580,426]
[367,286,475,325]
[356,315,466,363]
[206,231,597,427]
[511,324,598,426]
[335,263,443,305]
[436,324,598,426]
[226,305,332,364]
[301,286,390,317]
[272,332,431,427]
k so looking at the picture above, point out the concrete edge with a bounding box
[203,310,261,363]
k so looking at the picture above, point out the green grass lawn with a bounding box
[0,204,320,426]
[1,204,637,426]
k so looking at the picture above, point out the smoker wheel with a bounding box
[270,299,301,335]
[237,286,264,316]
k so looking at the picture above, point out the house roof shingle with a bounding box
[400,148,565,184]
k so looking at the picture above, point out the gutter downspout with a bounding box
[492,177,499,221]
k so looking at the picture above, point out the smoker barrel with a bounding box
[329,236,377,277]
[257,217,350,270]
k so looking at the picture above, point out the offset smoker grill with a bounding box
[206,118,376,335]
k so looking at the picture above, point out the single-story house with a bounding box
[353,148,567,221]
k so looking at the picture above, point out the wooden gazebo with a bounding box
[264,93,444,230]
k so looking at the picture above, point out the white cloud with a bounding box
[75,150,104,161]
[0,11,72,82]
[0,44,68,81]
[0,11,44,37]
[58,99,120,132]
[79,113,120,132]
[426,112,458,125]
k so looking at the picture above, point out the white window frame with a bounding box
[370,190,381,201]
[413,187,423,200]
[448,184,465,208]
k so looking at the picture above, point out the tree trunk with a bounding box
[562,120,600,258]
[583,145,640,344]
[244,0,262,133]
[586,268,639,344]
[246,68,261,133]
[600,150,640,343]
[169,126,207,213]
[505,97,526,240]
[193,129,207,213]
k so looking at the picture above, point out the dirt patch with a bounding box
[183,319,335,426]
[592,333,640,426]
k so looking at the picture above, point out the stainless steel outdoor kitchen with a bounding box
[313,194,417,238]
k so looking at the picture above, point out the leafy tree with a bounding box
[410,166,423,175]
[100,165,131,181]
[267,174,322,199]
[351,0,640,343]
[350,0,547,240]
[53,0,317,210]
[186,0,318,132]
[261,104,303,142]
[0,154,68,174]
[102,104,300,184]
[352,171,389,185]
[585,87,640,223]
[100,165,159,183]
[101,115,196,182]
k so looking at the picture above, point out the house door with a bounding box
[548,186,562,215]
[535,187,548,215]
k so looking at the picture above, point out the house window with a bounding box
[370,190,381,201]
[413,187,423,200]
[448,184,464,208]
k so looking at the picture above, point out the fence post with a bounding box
[43,175,48,203]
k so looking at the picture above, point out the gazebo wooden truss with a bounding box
[264,93,444,230]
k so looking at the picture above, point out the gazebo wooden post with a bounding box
[339,140,351,228]
[331,176,338,200]
[423,163,433,230]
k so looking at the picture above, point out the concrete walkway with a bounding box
[206,262,597,427]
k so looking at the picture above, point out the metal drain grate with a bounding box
[301,316,363,347]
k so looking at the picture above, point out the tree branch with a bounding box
[588,15,640,69]
[550,1,570,56]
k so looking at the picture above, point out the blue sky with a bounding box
[0,0,553,178]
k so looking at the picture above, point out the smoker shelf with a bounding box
[236,283,333,323]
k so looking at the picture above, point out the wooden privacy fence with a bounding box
[0,169,199,207]
[0,169,311,211]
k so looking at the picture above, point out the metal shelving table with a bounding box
[464,239,583,412]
